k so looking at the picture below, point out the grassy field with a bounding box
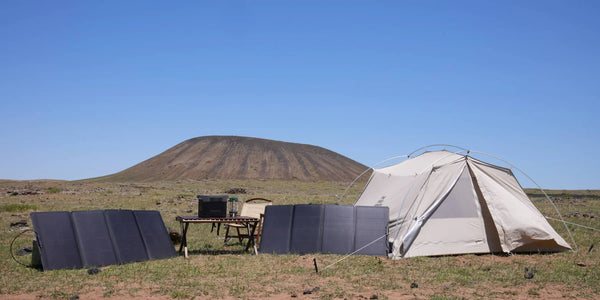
[0,179,598,299]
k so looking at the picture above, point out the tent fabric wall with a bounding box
[355,150,571,259]
[469,160,570,252]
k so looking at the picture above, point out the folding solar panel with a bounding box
[259,205,294,254]
[104,210,149,264]
[354,206,389,255]
[71,210,118,267]
[133,210,177,260]
[321,205,356,254]
[30,211,83,270]
[260,204,389,256]
[290,204,324,254]
[30,209,175,270]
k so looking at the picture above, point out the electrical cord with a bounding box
[9,229,33,268]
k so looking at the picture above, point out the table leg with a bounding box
[210,223,222,235]
[245,221,258,255]
[178,221,185,254]
[252,222,258,255]
[179,223,190,258]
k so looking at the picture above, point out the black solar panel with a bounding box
[104,210,149,264]
[30,210,175,270]
[258,205,294,254]
[290,204,324,254]
[30,211,83,270]
[322,205,355,254]
[354,206,389,255]
[259,204,388,256]
[133,210,176,260]
[71,210,118,267]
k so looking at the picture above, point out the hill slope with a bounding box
[99,136,367,182]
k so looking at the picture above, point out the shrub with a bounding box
[46,187,61,194]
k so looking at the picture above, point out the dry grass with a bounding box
[0,180,598,299]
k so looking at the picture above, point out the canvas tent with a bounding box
[354,150,571,259]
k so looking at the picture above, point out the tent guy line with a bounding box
[545,216,600,232]
[317,233,388,274]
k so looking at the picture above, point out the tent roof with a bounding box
[376,150,464,176]
[375,150,513,176]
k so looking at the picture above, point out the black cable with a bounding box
[9,229,32,268]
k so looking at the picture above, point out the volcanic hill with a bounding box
[98,136,367,182]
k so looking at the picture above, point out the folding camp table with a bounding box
[175,216,260,258]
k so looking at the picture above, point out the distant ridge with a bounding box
[97,136,367,182]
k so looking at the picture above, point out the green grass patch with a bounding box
[46,187,61,193]
[0,203,38,212]
[177,193,195,198]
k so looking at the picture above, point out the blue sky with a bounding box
[1,1,598,189]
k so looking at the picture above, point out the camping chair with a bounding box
[224,198,272,246]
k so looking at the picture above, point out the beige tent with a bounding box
[354,150,571,259]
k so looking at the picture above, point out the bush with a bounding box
[46,187,62,194]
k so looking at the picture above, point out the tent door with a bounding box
[403,167,494,257]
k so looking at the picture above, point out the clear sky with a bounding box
[1,1,598,189]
